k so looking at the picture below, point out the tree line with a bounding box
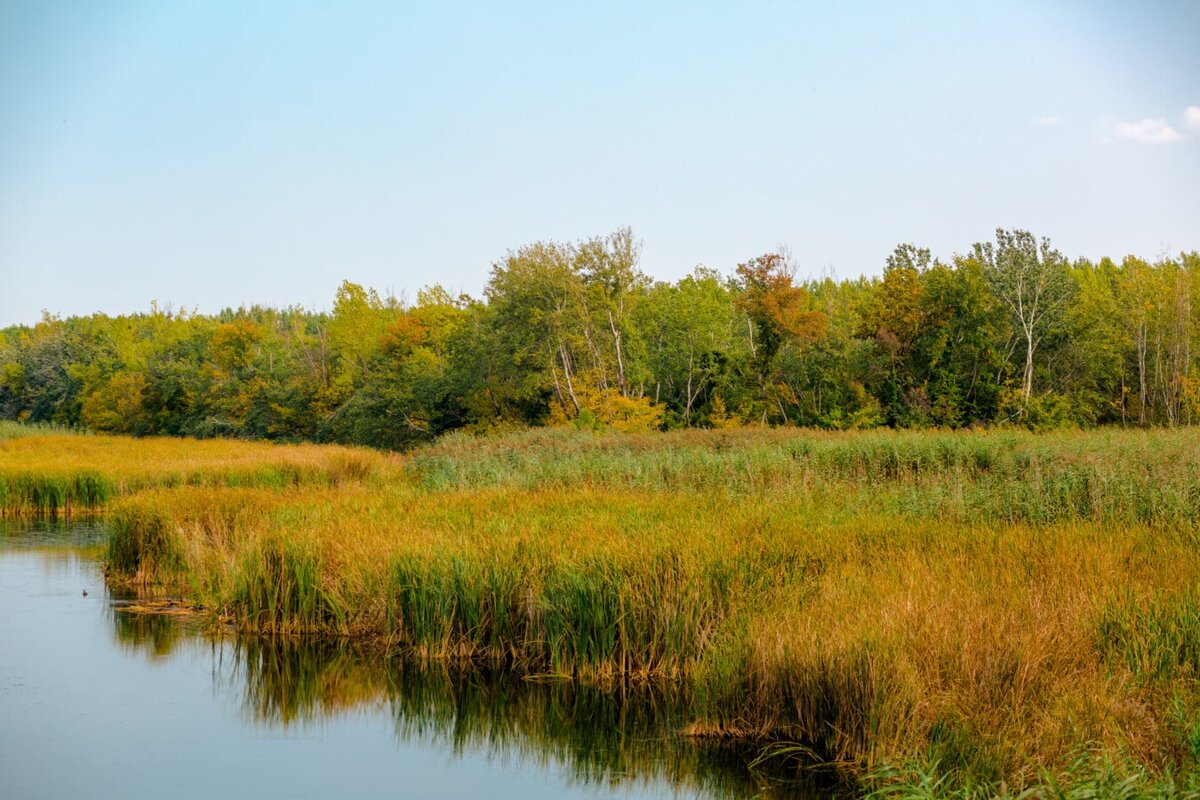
[3,227,1199,448]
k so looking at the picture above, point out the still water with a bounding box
[0,521,834,800]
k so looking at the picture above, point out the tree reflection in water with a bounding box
[111,615,853,799]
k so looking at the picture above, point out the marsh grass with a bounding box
[0,431,393,515]
[103,484,1200,790]
[863,746,1200,799]
[0,420,79,440]
[1097,592,1200,683]
[13,424,1200,792]
[412,427,1200,526]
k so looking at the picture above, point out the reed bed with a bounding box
[411,427,1200,526]
[0,420,78,440]
[106,494,1200,791]
[0,430,394,515]
[16,424,1200,793]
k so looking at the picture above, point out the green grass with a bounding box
[1097,592,1200,683]
[411,427,1200,526]
[0,420,80,440]
[864,748,1200,798]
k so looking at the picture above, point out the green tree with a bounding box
[976,229,1074,409]
[636,269,742,426]
[734,252,826,423]
[912,256,1005,426]
[857,244,930,424]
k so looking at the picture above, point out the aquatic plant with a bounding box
[0,431,394,515]
[14,424,1200,791]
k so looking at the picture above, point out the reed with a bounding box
[14,424,1200,792]
[0,430,394,515]
[0,420,80,440]
[102,487,1200,786]
[410,427,1200,526]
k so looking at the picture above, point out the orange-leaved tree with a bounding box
[735,252,826,423]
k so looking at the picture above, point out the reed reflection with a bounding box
[111,618,849,799]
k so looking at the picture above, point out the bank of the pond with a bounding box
[3,520,820,800]
[9,424,1200,795]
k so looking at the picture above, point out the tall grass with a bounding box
[0,420,80,440]
[18,424,1200,792]
[104,487,1200,790]
[411,427,1200,526]
[0,431,393,515]
[107,485,743,679]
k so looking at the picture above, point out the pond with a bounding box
[0,520,843,799]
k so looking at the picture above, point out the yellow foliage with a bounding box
[548,373,662,432]
[81,372,147,433]
[707,395,743,429]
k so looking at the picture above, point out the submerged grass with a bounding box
[11,424,1200,793]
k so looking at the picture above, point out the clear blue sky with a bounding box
[2,1,1197,326]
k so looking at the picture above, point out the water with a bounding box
[0,520,835,800]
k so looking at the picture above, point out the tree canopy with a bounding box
[4,227,1199,447]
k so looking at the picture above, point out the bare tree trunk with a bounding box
[1015,313,1036,407]
[1023,336,1035,403]
[1136,322,1148,425]
[558,341,581,413]
[551,365,567,411]
[1168,271,1190,426]
[607,309,628,397]
[684,354,693,426]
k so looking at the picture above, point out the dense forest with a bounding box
[3,227,1199,449]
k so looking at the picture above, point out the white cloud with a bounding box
[1114,117,1184,144]
[1184,105,1200,133]
[1033,115,1063,127]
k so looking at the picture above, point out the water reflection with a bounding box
[0,516,105,558]
[111,606,198,660]
[111,627,850,798]
[1,521,853,799]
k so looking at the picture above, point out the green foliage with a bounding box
[3,229,1200,445]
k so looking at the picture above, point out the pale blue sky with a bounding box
[2,1,1198,325]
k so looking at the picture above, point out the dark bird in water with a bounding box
[82,589,88,597]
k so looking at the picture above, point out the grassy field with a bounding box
[8,422,1200,795]
[0,422,394,514]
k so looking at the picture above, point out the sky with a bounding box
[1,0,1198,326]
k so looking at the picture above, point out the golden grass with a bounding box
[10,423,1200,792]
[101,481,1200,789]
[0,431,396,514]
